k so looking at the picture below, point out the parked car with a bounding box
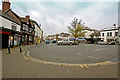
[51,40,56,43]
[57,39,73,45]
[98,41,108,45]
[116,41,120,45]
[45,40,50,44]
[57,39,78,45]
[108,41,116,45]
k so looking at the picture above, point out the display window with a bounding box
[29,36,33,41]
[9,36,13,46]
[14,34,20,46]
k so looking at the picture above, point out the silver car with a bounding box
[57,39,74,45]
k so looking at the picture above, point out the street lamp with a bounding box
[113,24,116,42]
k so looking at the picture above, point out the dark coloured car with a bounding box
[51,40,56,43]
[108,41,116,45]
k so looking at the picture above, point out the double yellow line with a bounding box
[80,64,89,68]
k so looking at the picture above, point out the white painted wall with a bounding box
[34,23,42,39]
[0,16,21,32]
[100,30,118,42]
[83,30,94,38]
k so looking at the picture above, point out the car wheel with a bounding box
[60,43,62,45]
[70,42,72,45]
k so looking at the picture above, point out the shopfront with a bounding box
[0,27,11,49]
[22,34,27,45]
[9,34,21,47]
[29,35,34,44]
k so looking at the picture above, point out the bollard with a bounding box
[19,46,22,52]
[8,46,11,53]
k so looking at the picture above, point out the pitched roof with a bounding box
[83,27,98,31]
[5,9,22,25]
[100,28,119,31]
[20,17,29,23]
[90,32,100,36]
[0,10,20,25]
[31,20,41,29]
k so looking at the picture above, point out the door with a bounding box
[2,34,9,49]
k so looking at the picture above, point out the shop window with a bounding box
[14,35,20,46]
[29,36,33,41]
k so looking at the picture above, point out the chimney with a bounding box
[25,15,30,20]
[2,0,11,12]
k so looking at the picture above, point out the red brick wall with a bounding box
[2,1,11,12]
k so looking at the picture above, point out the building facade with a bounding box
[100,29,119,42]
[82,27,100,43]
[32,20,43,44]
[0,0,43,49]
[0,10,21,49]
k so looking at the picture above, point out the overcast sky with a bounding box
[0,0,118,35]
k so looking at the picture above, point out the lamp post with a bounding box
[113,24,116,42]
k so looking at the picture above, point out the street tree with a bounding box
[68,17,86,42]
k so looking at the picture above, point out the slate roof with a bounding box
[100,28,119,31]
[90,32,100,36]
[0,10,20,25]
[4,9,22,25]
[20,17,29,23]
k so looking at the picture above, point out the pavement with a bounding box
[1,43,119,78]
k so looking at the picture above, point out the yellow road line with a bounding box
[84,64,89,68]
[24,57,29,60]
[80,65,84,68]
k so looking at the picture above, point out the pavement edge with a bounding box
[23,51,118,68]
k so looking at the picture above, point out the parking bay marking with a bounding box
[93,48,106,51]
[88,56,98,59]
[77,53,82,55]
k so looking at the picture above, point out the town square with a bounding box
[0,0,120,80]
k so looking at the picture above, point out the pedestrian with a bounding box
[8,39,11,53]
[36,40,38,45]
[19,43,22,52]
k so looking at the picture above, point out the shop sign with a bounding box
[12,23,17,31]
[0,31,11,35]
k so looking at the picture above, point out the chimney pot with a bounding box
[26,15,30,19]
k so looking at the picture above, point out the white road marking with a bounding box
[77,53,82,55]
[93,48,106,51]
[67,69,70,72]
[88,56,98,59]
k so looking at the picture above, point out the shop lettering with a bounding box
[12,25,16,30]
[0,31,11,35]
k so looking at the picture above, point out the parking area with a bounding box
[28,43,118,64]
